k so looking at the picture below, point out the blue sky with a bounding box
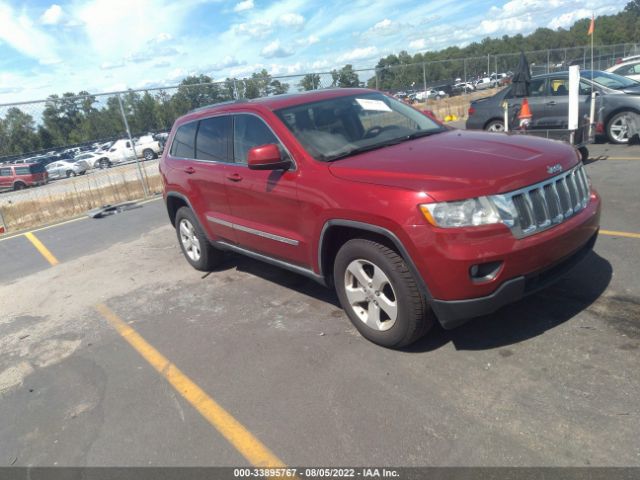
[0,0,627,103]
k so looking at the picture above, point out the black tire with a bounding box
[174,206,223,271]
[606,111,632,144]
[578,146,589,163]
[333,239,432,348]
[13,182,26,191]
[99,158,111,169]
[66,170,76,178]
[143,149,156,161]
[485,119,505,132]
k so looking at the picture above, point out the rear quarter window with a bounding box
[170,122,198,159]
[0,168,12,176]
[14,167,31,175]
[29,164,46,173]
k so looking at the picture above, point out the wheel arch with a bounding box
[604,106,640,127]
[317,220,433,300]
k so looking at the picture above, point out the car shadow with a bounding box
[213,250,612,353]
[404,250,612,352]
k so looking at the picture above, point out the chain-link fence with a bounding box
[1,41,638,233]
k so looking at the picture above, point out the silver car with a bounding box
[45,160,88,179]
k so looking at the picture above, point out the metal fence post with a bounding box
[375,69,379,90]
[117,93,149,198]
[422,63,427,92]
[547,49,550,73]
[463,58,467,83]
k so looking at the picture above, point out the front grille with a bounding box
[499,165,590,239]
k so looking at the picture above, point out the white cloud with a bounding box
[337,46,379,63]
[279,12,304,27]
[210,55,246,71]
[234,19,273,38]
[261,40,294,59]
[0,2,60,64]
[409,39,426,50]
[234,0,254,12]
[295,34,319,47]
[476,16,535,35]
[373,18,392,30]
[40,4,63,25]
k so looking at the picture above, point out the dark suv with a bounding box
[0,163,48,191]
[160,88,600,348]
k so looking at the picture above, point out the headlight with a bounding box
[420,196,502,228]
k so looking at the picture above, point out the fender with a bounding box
[317,219,433,300]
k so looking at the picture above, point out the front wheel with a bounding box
[175,207,223,271]
[607,112,633,144]
[66,170,76,178]
[333,239,432,348]
[485,119,505,132]
[99,158,111,169]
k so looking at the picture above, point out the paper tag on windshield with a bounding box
[356,98,392,112]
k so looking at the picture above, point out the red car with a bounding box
[160,88,600,348]
[0,163,48,191]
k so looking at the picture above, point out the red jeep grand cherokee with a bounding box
[160,88,600,348]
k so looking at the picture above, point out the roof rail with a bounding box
[188,99,248,114]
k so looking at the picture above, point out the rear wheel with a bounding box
[13,182,26,191]
[175,207,223,271]
[143,149,156,161]
[485,119,505,132]
[99,158,111,169]
[66,170,76,178]
[333,239,432,348]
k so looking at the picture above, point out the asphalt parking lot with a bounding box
[0,143,639,468]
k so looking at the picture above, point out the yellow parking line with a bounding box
[24,232,59,266]
[95,303,287,468]
[601,229,640,239]
[598,157,640,161]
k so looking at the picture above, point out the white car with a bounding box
[473,77,497,90]
[46,160,88,179]
[607,60,640,82]
[73,152,110,169]
[415,89,448,101]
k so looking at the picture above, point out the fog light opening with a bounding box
[469,261,503,282]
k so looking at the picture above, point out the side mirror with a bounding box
[247,144,291,171]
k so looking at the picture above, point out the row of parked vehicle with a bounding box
[0,133,166,192]
[392,72,513,103]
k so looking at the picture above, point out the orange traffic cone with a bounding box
[519,98,532,129]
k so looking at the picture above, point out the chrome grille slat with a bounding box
[500,165,591,239]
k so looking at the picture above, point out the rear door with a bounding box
[223,113,305,265]
[165,117,236,243]
[0,167,12,189]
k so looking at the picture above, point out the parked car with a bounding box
[45,160,88,179]
[99,137,163,168]
[160,88,600,348]
[452,82,475,95]
[606,59,640,82]
[73,152,109,169]
[415,89,447,101]
[0,163,48,190]
[466,70,640,143]
[473,77,497,90]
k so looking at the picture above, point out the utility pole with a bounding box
[117,93,149,198]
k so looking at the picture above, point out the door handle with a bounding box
[546,101,557,106]
[226,173,243,182]
[184,166,195,174]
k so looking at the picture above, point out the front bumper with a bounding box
[431,229,598,329]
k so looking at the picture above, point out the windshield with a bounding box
[275,92,444,161]
[582,70,640,89]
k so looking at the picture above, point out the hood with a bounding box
[620,85,640,95]
[328,130,580,202]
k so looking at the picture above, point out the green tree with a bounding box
[0,108,41,156]
[299,73,321,91]
[331,64,360,88]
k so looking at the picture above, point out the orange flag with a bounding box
[588,14,595,35]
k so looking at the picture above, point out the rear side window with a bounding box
[29,164,46,173]
[170,122,198,159]
[196,116,232,162]
[233,114,282,164]
[0,168,11,176]
[15,167,31,175]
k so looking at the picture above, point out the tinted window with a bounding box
[529,78,546,97]
[170,122,198,158]
[29,164,46,173]
[15,167,31,175]
[0,168,11,176]
[233,115,281,164]
[196,116,231,162]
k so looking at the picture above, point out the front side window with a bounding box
[275,92,444,161]
[170,122,198,159]
[233,114,283,164]
[196,116,232,162]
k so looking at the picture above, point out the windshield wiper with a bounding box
[325,129,443,161]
